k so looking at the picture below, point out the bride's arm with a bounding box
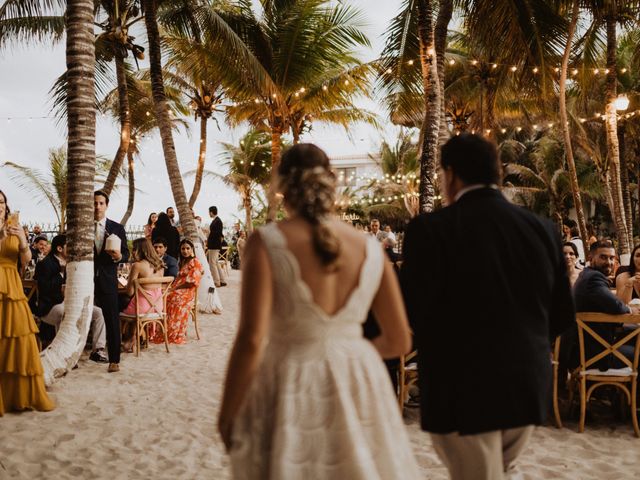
[370,256,412,359]
[218,233,272,451]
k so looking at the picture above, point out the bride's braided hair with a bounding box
[278,144,341,270]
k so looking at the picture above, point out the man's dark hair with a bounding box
[33,235,48,244]
[50,234,66,255]
[440,133,501,185]
[166,207,174,213]
[152,236,168,247]
[209,206,218,215]
[590,238,614,253]
[94,190,110,205]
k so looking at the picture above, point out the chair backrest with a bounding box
[133,276,174,317]
[575,312,640,372]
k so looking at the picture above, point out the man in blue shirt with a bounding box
[153,237,178,277]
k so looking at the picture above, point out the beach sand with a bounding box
[1,269,640,479]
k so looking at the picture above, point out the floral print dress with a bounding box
[151,258,203,345]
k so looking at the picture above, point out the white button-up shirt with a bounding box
[95,218,106,252]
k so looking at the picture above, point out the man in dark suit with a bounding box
[152,236,179,277]
[401,134,575,480]
[572,240,636,369]
[36,234,108,362]
[93,190,129,373]
[207,205,227,287]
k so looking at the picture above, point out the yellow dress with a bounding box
[0,234,54,415]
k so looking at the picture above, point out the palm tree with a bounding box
[2,148,111,231]
[192,130,272,233]
[172,0,371,220]
[40,0,97,386]
[559,0,589,248]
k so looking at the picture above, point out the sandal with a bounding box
[108,363,120,373]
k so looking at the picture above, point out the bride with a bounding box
[218,143,420,479]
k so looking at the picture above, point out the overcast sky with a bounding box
[0,1,403,229]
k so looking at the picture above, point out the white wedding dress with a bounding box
[229,223,420,479]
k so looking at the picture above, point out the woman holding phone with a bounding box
[0,189,54,415]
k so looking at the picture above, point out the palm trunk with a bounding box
[243,187,253,234]
[416,0,440,213]
[144,0,221,313]
[102,53,131,195]
[619,125,633,247]
[434,0,453,149]
[604,13,630,258]
[188,115,207,208]
[266,126,283,221]
[120,148,135,225]
[41,0,96,386]
[559,0,589,249]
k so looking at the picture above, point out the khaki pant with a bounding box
[41,302,107,351]
[431,426,534,480]
[207,249,226,286]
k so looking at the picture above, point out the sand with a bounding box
[1,269,640,479]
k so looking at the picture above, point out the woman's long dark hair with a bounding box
[628,244,640,276]
[0,190,9,221]
[147,212,157,226]
[178,239,195,268]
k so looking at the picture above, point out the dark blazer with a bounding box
[163,254,179,278]
[94,218,129,295]
[207,216,224,250]
[35,254,64,317]
[573,267,630,369]
[401,188,575,435]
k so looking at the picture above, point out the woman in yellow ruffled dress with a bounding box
[0,189,54,416]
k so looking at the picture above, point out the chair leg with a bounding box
[193,311,201,340]
[631,381,639,437]
[579,377,587,433]
[162,320,170,353]
[135,321,140,357]
[552,367,563,429]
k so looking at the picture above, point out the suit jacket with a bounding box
[163,254,179,278]
[207,216,224,250]
[401,188,575,435]
[35,255,64,317]
[573,267,629,369]
[94,218,129,295]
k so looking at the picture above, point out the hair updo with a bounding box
[278,144,341,270]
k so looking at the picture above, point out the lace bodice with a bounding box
[259,223,384,345]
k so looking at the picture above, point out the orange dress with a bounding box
[151,258,202,345]
[0,234,54,415]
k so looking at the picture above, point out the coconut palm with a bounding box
[1,148,111,231]
[192,130,273,233]
[0,1,65,50]
[39,0,97,386]
[170,0,371,220]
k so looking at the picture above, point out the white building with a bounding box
[330,153,381,192]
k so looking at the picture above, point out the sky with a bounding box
[0,1,403,229]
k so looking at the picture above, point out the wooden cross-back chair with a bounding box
[397,350,419,411]
[119,277,174,357]
[574,312,640,437]
[218,248,230,277]
[189,293,201,340]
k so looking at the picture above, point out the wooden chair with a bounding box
[189,293,201,340]
[218,248,230,277]
[119,277,174,357]
[551,336,563,428]
[397,350,419,410]
[573,312,640,436]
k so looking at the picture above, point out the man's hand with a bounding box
[106,249,122,262]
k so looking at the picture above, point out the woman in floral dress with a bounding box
[151,239,203,345]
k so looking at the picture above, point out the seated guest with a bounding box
[151,239,203,345]
[615,244,640,304]
[152,237,178,278]
[121,238,166,352]
[563,242,581,287]
[144,212,157,239]
[35,234,108,363]
[152,212,180,259]
[31,235,49,263]
[573,240,637,370]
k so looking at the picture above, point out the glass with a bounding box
[118,262,131,278]
[6,210,19,228]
